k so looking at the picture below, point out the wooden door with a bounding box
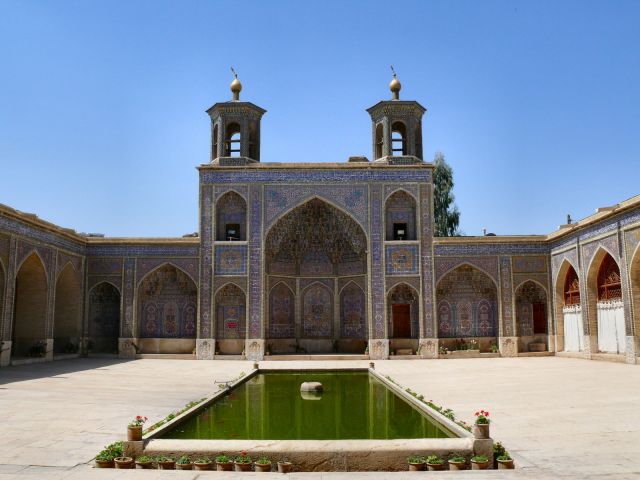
[392,304,411,338]
[533,303,547,334]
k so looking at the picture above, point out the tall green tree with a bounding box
[433,151,461,236]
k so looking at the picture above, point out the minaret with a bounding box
[366,68,426,164]
[206,69,266,165]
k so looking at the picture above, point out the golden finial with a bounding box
[389,65,401,100]
[230,67,242,101]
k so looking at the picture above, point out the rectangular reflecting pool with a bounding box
[159,371,453,440]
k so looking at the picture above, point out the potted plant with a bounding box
[176,455,193,470]
[127,415,147,441]
[473,409,490,438]
[156,455,175,470]
[406,455,425,471]
[135,455,154,469]
[497,452,514,469]
[94,449,115,468]
[471,454,490,470]
[215,454,233,471]
[194,457,213,471]
[114,456,134,469]
[493,441,505,468]
[277,459,293,473]
[234,451,252,471]
[254,456,272,472]
[448,455,466,471]
[234,452,252,471]
[425,455,445,471]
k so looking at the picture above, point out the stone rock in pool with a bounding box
[300,381,323,392]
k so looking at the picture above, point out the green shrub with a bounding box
[235,454,251,464]
[215,454,230,463]
[471,454,488,462]
[155,455,173,462]
[407,455,424,464]
[426,455,443,465]
[176,455,191,464]
[449,455,465,463]
[195,457,212,464]
[135,455,153,463]
[497,452,512,461]
[256,456,271,465]
[95,449,116,462]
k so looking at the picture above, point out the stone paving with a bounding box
[0,356,639,479]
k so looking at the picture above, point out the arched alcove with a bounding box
[515,281,548,352]
[216,191,247,241]
[137,264,197,353]
[215,283,246,354]
[436,265,498,350]
[0,261,5,341]
[588,251,625,353]
[302,283,334,339]
[375,123,384,159]
[53,264,82,354]
[391,121,407,156]
[88,282,120,354]
[268,283,295,339]
[630,246,640,338]
[388,283,419,339]
[555,262,583,352]
[12,253,48,358]
[225,122,241,157]
[340,282,366,340]
[385,190,417,241]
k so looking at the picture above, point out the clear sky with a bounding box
[1,0,638,237]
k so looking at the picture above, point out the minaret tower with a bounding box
[206,69,266,165]
[366,67,426,164]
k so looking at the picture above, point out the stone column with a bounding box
[197,185,214,360]
[368,184,388,359]
[0,237,17,367]
[498,256,518,357]
[45,253,56,361]
[382,118,392,158]
[620,230,638,364]
[246,184,264,361]
[240,118,249,158]
[419,183,438,358]
[118,258,137,359]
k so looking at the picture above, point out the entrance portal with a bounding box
[392,304,411,338]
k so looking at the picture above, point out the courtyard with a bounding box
[0,356,639,479]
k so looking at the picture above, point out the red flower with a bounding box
[475,411,479,416]
[485,412,489,417]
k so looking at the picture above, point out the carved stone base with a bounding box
[418,338,438,359]
[626,336,639,364]
[45,339,54,361]
[499,337,518,357]
[368,339,389,360]
[196,339,215,360]
[547,334,556,353]
[118,338,137,359]
[584,335,598,359]
[245,339,264,361]
[0,340,11,367]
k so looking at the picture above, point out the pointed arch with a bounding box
[268,281,295,339]
[12,252,48,358]
[88,282,121,353]
[435,264,498,338]
[385,189,417,241]
[340,281,366,339]
[586,248,625,353]
[387,282,420,339]
[136,261,198,288]
[216,190,247,241]
[436,261,499,290]
[515,280,548,350]
[301,281,334,339]
[215,283,246,349]
[554,260,582,352]
[630,242,640,337]
[137,264,197,339]
[53,263,82,354]
[0,259,5,341]
[15,248,48,279]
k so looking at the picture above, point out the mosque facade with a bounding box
[1,75,639,367]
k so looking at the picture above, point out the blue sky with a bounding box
[0,0,638,237]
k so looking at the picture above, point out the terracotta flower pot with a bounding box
[255,462,272,472]
[194,462,212,471]
[448,460,466,471]
[216,461,233,471]
[277,461,293,473]
[176,462,193,470]
[95,459,114,468]
[135,460,153,469]
[127,425,142,441]
[427,462,445,471]
[158,460,176,470]
[235,461,252,472]
[408,462,425,471]
[471,459,490,470]
[114,457,134,469]
[498,459,515,469]
[473,423,490,439]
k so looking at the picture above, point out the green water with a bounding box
[160,371,452,440]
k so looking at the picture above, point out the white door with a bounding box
[563,305,584,352]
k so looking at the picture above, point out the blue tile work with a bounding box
[385,244,419,275]
[499,256,514,336]
[87,244,199,257]
[88,258,123,275]
[201,168,431,185]
[16,239,54,276]
[214,245,248,275]
[435,257,499,285]
[199,186,213,337]
[264,185,369,231]
[248,185,262,338]
[56,251,83,277]
[384,184,419,201]
[0,215,85,255]
[581,234,620,270]
[434,242,549,256]
[624,228,640,264]
[0,234,10,266]
[214,185,248,201]
[370,184,385,338]
[122,258,135,337]
[136,258,199,285]
[420,184,434,337]
[1,237,17,341]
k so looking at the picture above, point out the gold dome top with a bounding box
[230,67,242,100]
[389,65,401,99]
